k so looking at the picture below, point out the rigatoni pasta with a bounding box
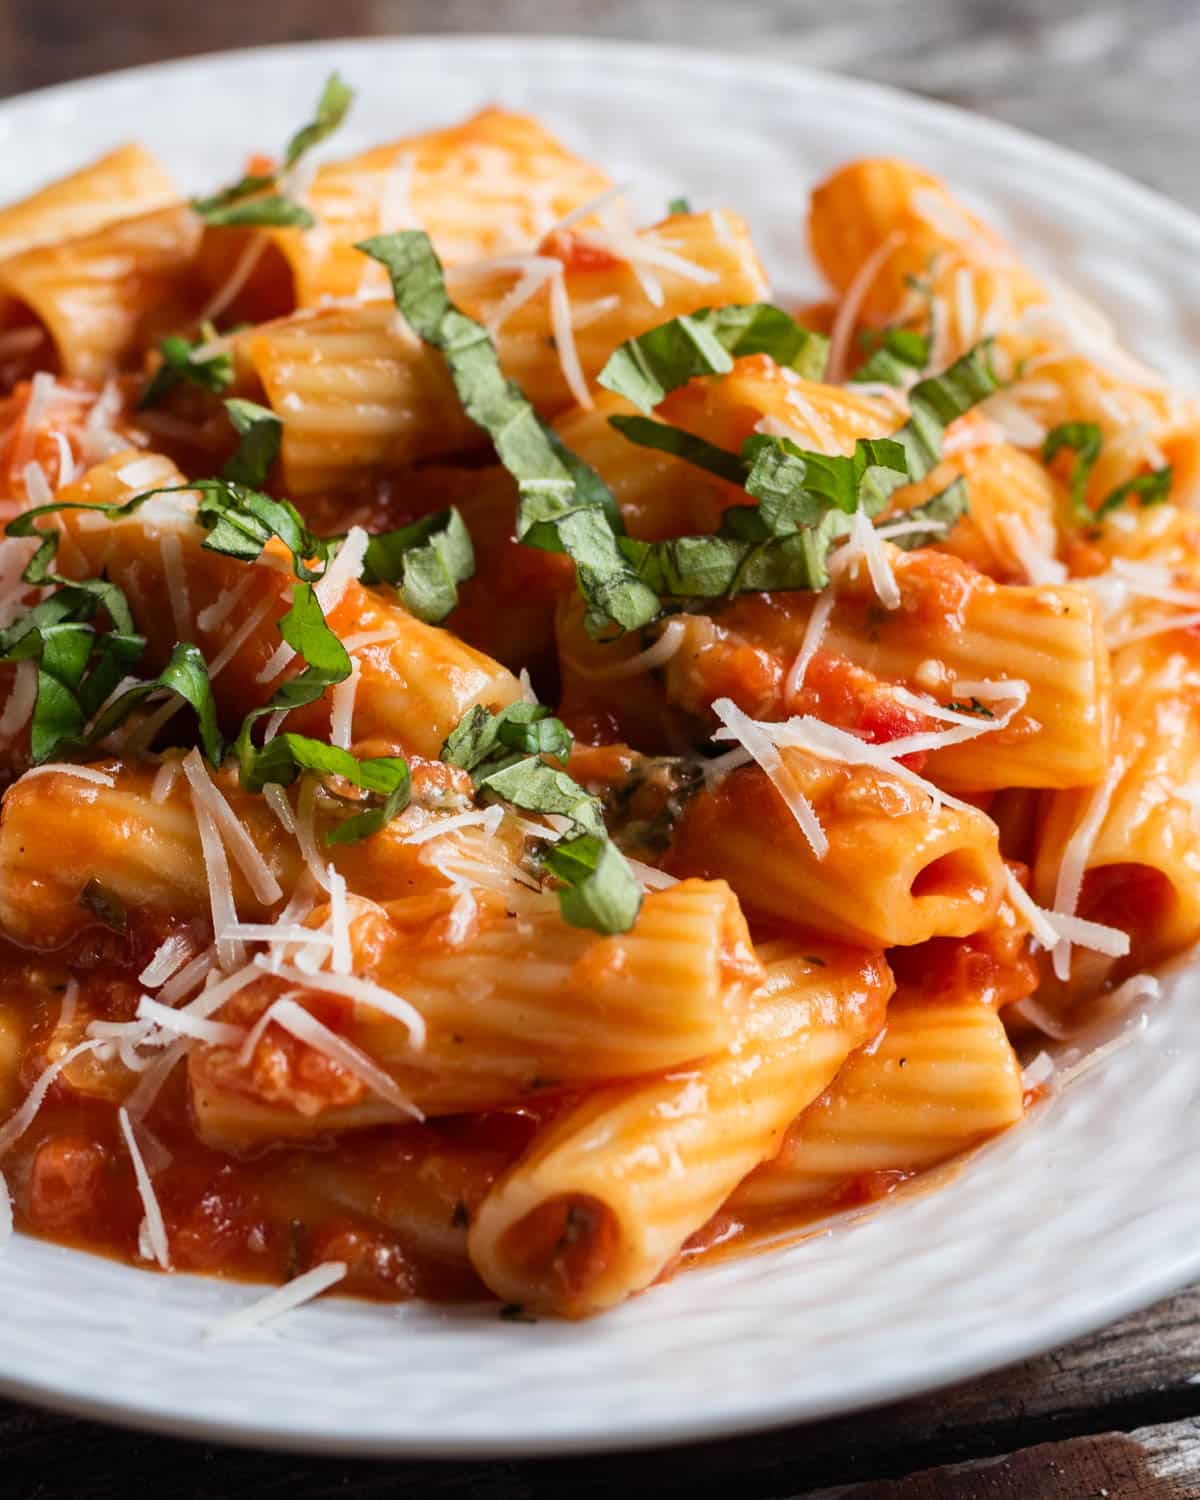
[0,76,1185,1325]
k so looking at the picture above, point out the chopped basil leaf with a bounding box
[192,479,327,581]
[666,196,692,216]
[195,195,318,230]
[598,304,829,413]
[360,507,475,623]
[543,832,643,935]
[742,433,910,521]
[1096,466,1173,517]
[886,477,969,550]
[357,230,659,638]
[242,731,411,846]
[79,641,224,765]
[278,582,352,679]
[1041,421,1102,522]
[1042,422,1172,521]
[192,72,354,230]
[441,701,569,774]
[78,879,128,933]
[223,398,283,489]
[892,340,1000,484]
[138,327,234,409]
[606,414,746,485]
[441,703,641,933]
[477,757,605,837]
[851,327,929,386]
[283,72,354,171]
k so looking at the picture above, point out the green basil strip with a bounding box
[440,703,640,934]
[283,72,355,171]
[138,328,234,410]
[360,507,475,623]
[1041,422,1172,522]
[84,641,224,766]
[892,340,1001,485]
[190,478,327,580]
[222,398,284,490]
[242,731,411,847]
[192,72,354,231]
[598,304,829,414]
[1041,421,1103,522]
[886,477,970,551]
[606,415,746,485]
[543,832,643,936]
[278,582,352,677]
[441,702,572,773]
[666,196,692,216]
[357,229,659,638]
[1096,466,1173,518]
[851,327,930,386]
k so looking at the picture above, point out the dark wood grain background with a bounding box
[3,2,1200,1495]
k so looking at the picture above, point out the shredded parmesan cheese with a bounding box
[237,995,418,1117]
[18,763,115,789]
[785,591,835,699]
[1051,757,1125,979]
[254,958,426,1047]
[139,933,195,990]
[203,1261,348,1341]
[0,658,37,738]
[570,618,687,681]
[710,698,828,858]
[0,1040,104,1155]
[827,230,904,383]
[329,662,359,751]
[182,750,282,906]
[119,1106,171,1270]
[832,509,902,609]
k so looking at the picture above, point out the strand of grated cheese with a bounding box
[547,264,593,410]
[155,945,218,1006]
[785,590,835,700]
[183,749,282,906]
[203,1261,348,1341]
[149,757,181,803]
[255,957,426,1047]
[200,236,269,323]
[209,597,275,681]
[826,230,905,384]
[186,760,245,971]
[257,527,368,684]
[236,995,419,1117]
[0,1040,104,1155]
[159,532,193,641]
[1050,756,1126,980]
[196,571,256,633]
[832,508,902,609]
[262,783,297,835]
[135,995,246,1047]
[329,662,359,751]
[118,1106,170,1270]
[139,933,195,989]
[295,777,333,893]
[0,658,37,738]
[18,763,115,788]
[569,618,687,681]
[0,1170,10,1252]
[122,1039,190,1121]
[327,866,352,975]
[22,460,53,507]
[710,698,828,858]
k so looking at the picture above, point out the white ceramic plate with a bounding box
[1,34,1199,1458]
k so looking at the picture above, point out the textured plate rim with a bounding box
[0,33,1198,1458]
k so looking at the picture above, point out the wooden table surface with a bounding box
[3,2,1200,1495]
